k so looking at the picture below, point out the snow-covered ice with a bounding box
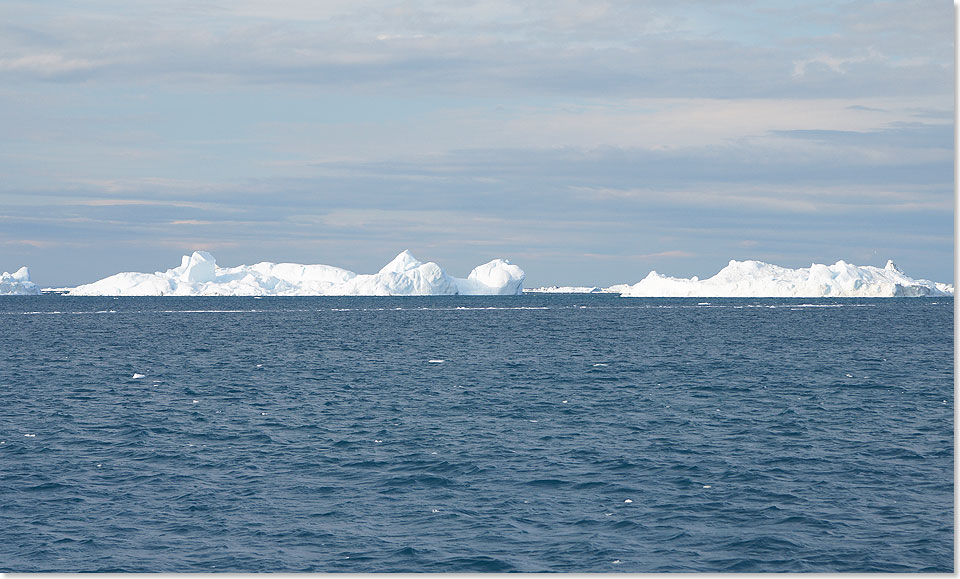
[616,259,952,298]
[0,267,40,295]
[68,250,525,296]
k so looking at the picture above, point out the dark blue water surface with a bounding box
[0,295,953,572]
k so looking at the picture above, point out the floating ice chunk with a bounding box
[612,560,622,564]
[132,373,145,379]
[593,363,608,367]
[623,499,633,503]
[24,434,35,437]
[68,250,525,296]
[616,259,953,298]
[703,485,711,489]
[0,266,40,295]
[428,359,445,364]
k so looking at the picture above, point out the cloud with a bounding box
[0,1,950,98]
[78,198,218,209]
[0,239,69,248]
[792,49,881,78]
[582,250,695,261]
[0,53,96,76]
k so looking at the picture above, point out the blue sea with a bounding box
[0,295,953,572]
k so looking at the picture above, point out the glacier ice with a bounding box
[0,266,40,295]
[617,259,953,298]
[67,250,525,296]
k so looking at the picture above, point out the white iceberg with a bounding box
[67,250,525,296]
[617,259,953,298]
[0,267,40,295]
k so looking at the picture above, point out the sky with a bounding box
[0,0,954,287]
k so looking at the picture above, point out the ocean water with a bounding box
[0,294,952,572]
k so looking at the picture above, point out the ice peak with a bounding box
[885,259,903,274]
[378,250,423,274]
[177,251,217,283]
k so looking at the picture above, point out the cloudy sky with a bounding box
[0,0,953,287]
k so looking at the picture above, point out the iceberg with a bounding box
[617,259,953,298]
[0,266,40,295]
[67,250,525,296]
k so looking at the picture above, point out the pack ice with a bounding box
[524,286,610,294]
[616,259,953,298]
[67,250,525,296]
[0,267,40,295]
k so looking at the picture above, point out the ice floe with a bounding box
[524,286,610,294]
[0,267,40,295]
[67,250,525,296]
